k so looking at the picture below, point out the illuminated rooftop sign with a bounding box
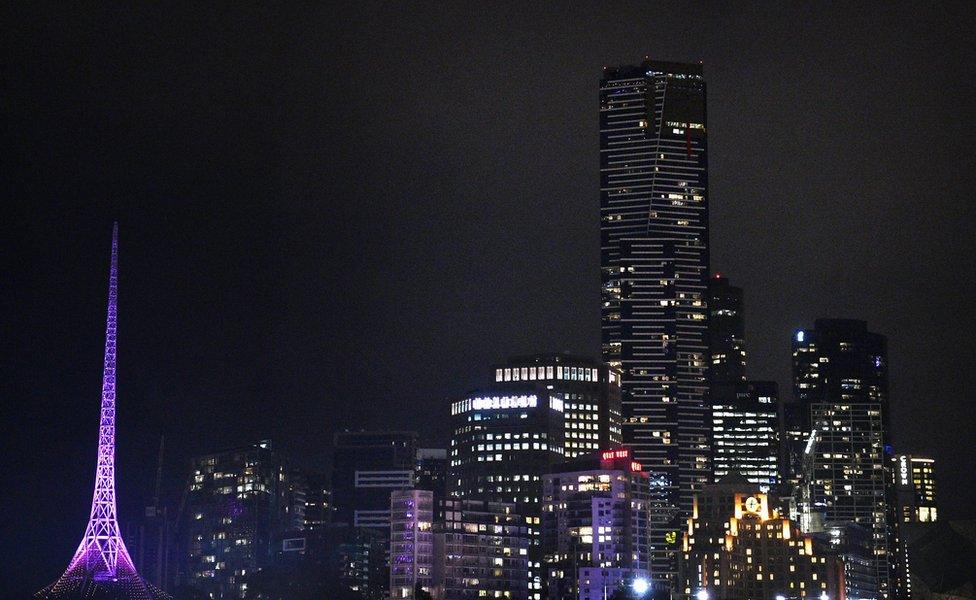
[602,448,630,461]
[451,394,538,415]
[600,448,642,472]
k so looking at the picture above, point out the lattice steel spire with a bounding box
[37,223,170,599]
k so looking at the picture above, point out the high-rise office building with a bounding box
[711,380,780,492]
[449,388,564,599]
[813,522,879,600]
[891,455,938,599]
[708,275,746,383]
[706,275,780,492]
[415,448,448,522]
[332,431,418,530]
[600,59,711,582]
[451,354,623,598]
[492,354,623,457]
[179,440,306,598]
[792,319,892,598]
[542,448,651,600]
[892,455,937,525]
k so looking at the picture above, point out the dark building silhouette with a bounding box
[273,523,387,599]
[177,440,305,598]
[303,473,332,531]
[791,319,893,598]
[415,448,448,522]
[708,275,746,384]
[331,431,417,530]
[600,58,711,583]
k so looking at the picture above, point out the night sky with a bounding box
[3,2,975,595]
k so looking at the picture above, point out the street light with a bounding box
[695,590,709,600]
[632,577,650,596]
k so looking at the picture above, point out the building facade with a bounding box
[437,499,531,600]
[303,473,333,531]
[711,380,780,492]
[677,475,844,600]
[891,455,938,599]
[708,275,746,384]
[541,449,650,600]
[277,523,387,599]
[390,490,434,599]
[332,431,418,531]
[492,354,623,457]
[792,319,892,598]
[179,441,305,598]
[600,58,711,583]
[415,448,449,523]
[449,388,564,599]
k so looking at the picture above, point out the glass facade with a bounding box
[791,319,891,599]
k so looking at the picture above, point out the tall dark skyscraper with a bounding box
[708,275,746,383]
[706,275,780,492]
[792,319,892,598]
[600,59,710,582]
[331,431,417,531]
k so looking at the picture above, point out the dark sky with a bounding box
[3,2,975,595]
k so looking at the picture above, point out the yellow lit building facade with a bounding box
[678,475,845,600]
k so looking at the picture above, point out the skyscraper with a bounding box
[708,275,746,384]
[37,224,170,600]
[449,388,564,599]
[705,275,780,493]
[891,455,938,599]
[332,431,418,530]
[491,354,623,457]
[600,58,710,582]
[792,319,892,598]
[178,440,306,598]
[711,380,780,492]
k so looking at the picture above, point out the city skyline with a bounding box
[3,3,975,597]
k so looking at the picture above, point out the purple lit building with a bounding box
[390,489,434,599]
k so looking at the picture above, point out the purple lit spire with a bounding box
[37,224,169,599]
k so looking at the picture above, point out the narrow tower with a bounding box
[38,224,169,600]
[600,59,710,584]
